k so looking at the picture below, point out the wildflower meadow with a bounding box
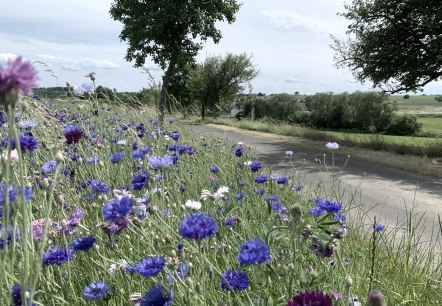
[0,57,441,305]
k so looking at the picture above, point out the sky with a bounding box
[1,0,441,95]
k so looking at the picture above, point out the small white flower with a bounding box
[237,142,243,145]
[213,186,229,201]
[185,199,202,210]
[285,150,293,156]
[113,189,132,199]
[117,139,127,145]
[200,189,213,201]
[244,160,253,166]
[326,142,339,150]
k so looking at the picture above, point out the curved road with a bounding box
[186,124,442,251]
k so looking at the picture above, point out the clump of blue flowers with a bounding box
[238,238,271,265]
[180,213,218,240]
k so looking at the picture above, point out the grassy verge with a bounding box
[196,117,442,178]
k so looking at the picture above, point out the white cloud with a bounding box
[35,54,119,71]
[0,53,18,63]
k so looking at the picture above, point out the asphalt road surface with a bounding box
[186,124,442,251]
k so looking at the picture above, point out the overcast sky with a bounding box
[1,0,441,95]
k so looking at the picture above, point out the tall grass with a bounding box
[0,91,441,305]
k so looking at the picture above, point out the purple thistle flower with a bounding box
[42,246,74,265]
[141,284,174,306]
[135,256,166,277]
[83,281,111,300]
[287,290,332,306]
[102,197,133,221]
[238,238,271,265]
[220,269,250,291]
[0,56,38,96]
[180,213,218,240]
[64,125,84,144]
[72,236,96,251]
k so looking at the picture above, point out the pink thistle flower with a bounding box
[0,56,38,96]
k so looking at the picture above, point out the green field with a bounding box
[418,117,442,135]
[389,94,442,115]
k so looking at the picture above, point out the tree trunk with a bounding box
[201,103,206,120]
[159,61,175,125]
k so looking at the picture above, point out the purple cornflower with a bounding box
[235,193,246,200]
[135,256,166,277]
[131,172,150,190]
[141,284,174,306]
[63,207,85,235]
[42,160,57,174]
[238,238,271,265]
[0,56,38,96]
[147,155,174,169]
[220,270,250,291]
[64,125,84,144]
[89,179,111,193]
[287,290,332,306]
[271,202,288,214]
[11,283,36,306]
[110,151,125,163]
[180,213,218,240]
[374,223,385,232]
[83,281,112,300]
[72,236,96,251]
[255,175,269,184]
[277,176,289,184]
[250,161,262,172]
[42,246,74,265]
[235,146,243,157]
[19,135,38,151]
[106,217,129,235]
[102,197,133,221]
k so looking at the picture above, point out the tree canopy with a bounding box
[187,53,258,119]
[109,0,241,122]
[331,0,442,93]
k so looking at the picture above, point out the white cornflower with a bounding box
[326,142,339,150]
[185,199,202,210]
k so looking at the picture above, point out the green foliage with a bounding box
[109,0,241,122]
[332,0,442,93]
[187,53,258,119]
[435,96,442,102]
[385,114,422,136]
[254,93,303,122]
[403,94,410,99]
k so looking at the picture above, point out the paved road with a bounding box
[186,124,442,251]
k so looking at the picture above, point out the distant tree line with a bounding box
[239,92,422,136]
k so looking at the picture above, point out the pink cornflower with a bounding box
[32,218,52,240]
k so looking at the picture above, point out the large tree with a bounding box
[331,0,442,93]
[187,53,258,119]
[109,0,241,122]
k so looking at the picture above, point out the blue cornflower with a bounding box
[374,223,385,232]
[19,134,38,151]
[265,195,279,202]
[72,236,96,251]
[42,246,74,265]
[148,155,174,169]
[11,283,36,306]
[220,270,250,291]
[310,207,325,218]
[19,185,32,202]
[276,176,289,184]
[313,199,343,214]
[166,262,189,282]
[294,185,304,192]
[271,202,288,214]
[0,111,7,126]
[89,179,111,193]
[83,281,112,300]
[255,175,269,184]
[0,184,16,205]
[255,188,265,195]
[110,151,125,163]
[180,213,218,240]
[86,156,100,164]
[235,146,243,157]
[235,193,246,200]
[136,256,166,277]
[334,215,347,222]
[18,119,38,129]
[0,225,18,250]
[131,172,150,190]
[238,238,271,265]
[102,197,133,221]
[141,284,174,306]
[132,148,146,159]
[239,181,246,187]
[42,160,57,174]
[170,131,181,141]
[250,161,262,172]
[210,166,219,173]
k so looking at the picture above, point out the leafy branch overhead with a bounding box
[331,0,442,93]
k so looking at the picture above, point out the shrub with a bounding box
[403,94,410,99]
[385,114,422,136]
[435,96,442,102]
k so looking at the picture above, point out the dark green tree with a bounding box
[109,0,241,123]
[331,0,442,93]
[188,53,258,119]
